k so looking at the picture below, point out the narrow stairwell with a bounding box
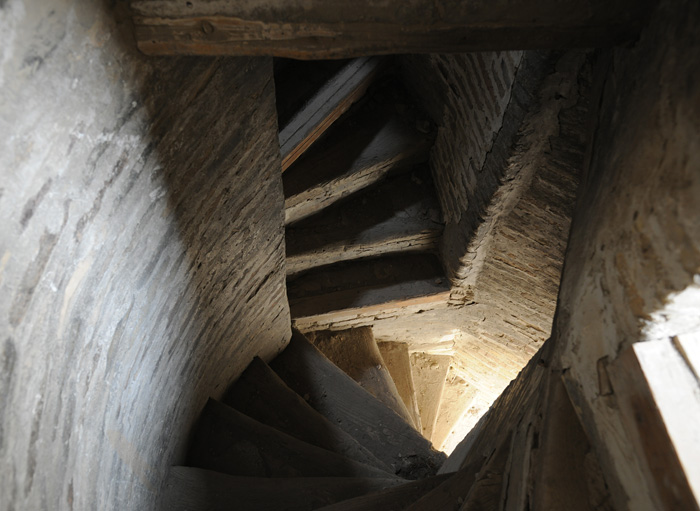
[275,57,466,456]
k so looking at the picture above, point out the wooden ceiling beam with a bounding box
[131,0,652,59]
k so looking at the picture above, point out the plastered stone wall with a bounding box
[553,0,700,508]
[0,1,290,509]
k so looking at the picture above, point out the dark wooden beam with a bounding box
[131,0,652,59]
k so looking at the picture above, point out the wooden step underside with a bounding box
[288,253,450,321]
[283,100,433,225]
[222,356,391,472]
[270,330,446,479]
[286,167,443,276]
[278,57,384,171]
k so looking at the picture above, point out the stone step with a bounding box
[432,369,477,453]
[306,327,417,429]
[222,356,391,472]
[269,330,446,479]
[277,57,385,171]
[377,341,423,433]
[410,353,452,441]
[283,84,434,225]
[188,399,397,479]
[403,460,481,511]
[285,166,443,276]
[315,473,453,511]
[287,253,450,325]
[162,466,403,511]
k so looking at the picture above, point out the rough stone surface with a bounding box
[0,2,290,510]
[553,0,700,508]
[306,327,416,428]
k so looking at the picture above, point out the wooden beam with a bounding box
[131,0,651,59]
[609,341,700,511]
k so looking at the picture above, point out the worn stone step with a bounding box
[283,87,434,225]
[403,459,483,511]
[269,330,446,479]
[287,253,450,324]
[162,466,404,511]
[306,327,417,429]
[432,369,477,453]
[286,166,443,276]
[315,473,453,511]
[188,399,398,479]
[222,356,391,472]
[377,341,423,433]
[411,353,452,442]
[278,57,384,171]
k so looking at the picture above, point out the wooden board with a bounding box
[222,356,391,472]
[131,0,650,59]
[283,99,432,225]
[287,253,450,319]
[306,327,417,429]
[188,399,399,479]
[278,57,383,170]
[270,330,446,479]
[285,166,443,276]
[161,466,403,511]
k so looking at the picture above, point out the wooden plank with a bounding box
[378,341,423,433]
[292,290,451,333]
[410,353,452,441]
[285,166,443,276]
[287,253,450,319]
[270,330,446,479]
[674,333,700,380]
[188,399,400,479]
[222,356,391,472]
[306,327,418,429]
[162,466,403,511]
[278,57,383,171]
[131,0,650,59]
[316,473,453,511]
[609,342,700,511]
[283,101,432,225]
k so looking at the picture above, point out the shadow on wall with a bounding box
[0,1,289,509]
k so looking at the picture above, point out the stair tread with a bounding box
[286,167,443,276]
[162,466,404,511]
[315,473,453,511]
[278,57,384,171]
[222,356,392,472]
[188,399,398,479]
[404,459,483,511]
[283,90,433,225]
[411,353,452,441]
[288,253,450,320]
[306,327,417,429]
[269,330,446,479]
[377,342,423,433]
